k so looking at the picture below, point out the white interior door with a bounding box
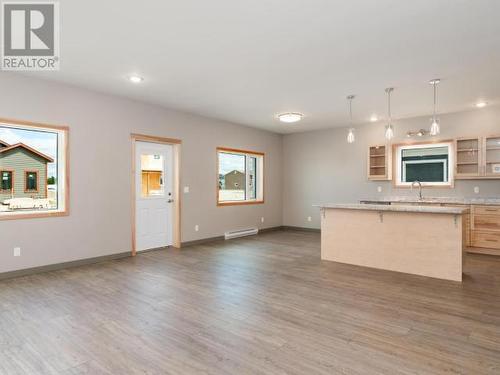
[135,141,173,251]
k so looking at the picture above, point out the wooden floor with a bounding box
[1,230,500,374]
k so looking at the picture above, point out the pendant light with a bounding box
[346,95,355,144]
[429,79,440,136]
[385,87,394,140]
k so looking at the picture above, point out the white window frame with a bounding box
[395,142,454,187]
[216,147,264,206]
[0,119,69,220]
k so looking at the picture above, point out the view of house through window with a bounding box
[217,148,264,204]
[0,122,68,216]
[141,154,165,198]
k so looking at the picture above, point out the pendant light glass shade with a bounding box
[385,124,394,140]
[429,79,440,136]
[346,95,356,144]
[347,128,355,143]
[430,118,440,136]
[385,88,394,140]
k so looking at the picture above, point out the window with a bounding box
[0,120,69,219]
[394,142,453,187]
[25,171,39,192]
[141,154,164,198]
[1,171,13,192]
[217,147,264,205]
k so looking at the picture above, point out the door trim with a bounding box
[131,133,182,255]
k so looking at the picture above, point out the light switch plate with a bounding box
[474,186,480,194]
[307,216,312,222]
[184,186,190,193]
[14,247,21,257]
[377,186,383,193]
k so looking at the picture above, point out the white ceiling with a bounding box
[25,0,500,134]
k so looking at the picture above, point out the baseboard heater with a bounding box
[224,228,258,240]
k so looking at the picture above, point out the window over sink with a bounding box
[394,142,454,187]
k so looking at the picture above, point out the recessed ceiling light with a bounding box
[370,115,378,122]
[476,101,487,108]
[278,112,303,123]
[128,75,144,84]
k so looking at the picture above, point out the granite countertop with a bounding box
[315,203,468,214]
[360,197,500,206]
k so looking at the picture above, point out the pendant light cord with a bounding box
[347,95,355,127]
[387,89,392,122]
[349,98,353,125]
[433,82,437,120]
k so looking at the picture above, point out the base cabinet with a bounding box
[469,205,500,255]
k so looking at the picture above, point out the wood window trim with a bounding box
[0,169,14,194]
[392,139,455,189]
[216,147,265,207]
[0,117,70,221]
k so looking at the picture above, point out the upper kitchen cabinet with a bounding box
[484,135,500,177]
[367,145,392,181]
[455,137,481,178]
[455,135,500,179]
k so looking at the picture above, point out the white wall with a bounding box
[283,106,500,229]
[0,73,283,273]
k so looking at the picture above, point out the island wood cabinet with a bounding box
[387,201,500,254]
[455,135,500,179]
[367,145,392,181]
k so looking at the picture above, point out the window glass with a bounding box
[141,154,164,197]
[218,152,246,202]
[217,148,263,204]
[0,123,67,216]
[401,146,449,183]
[395,143,452,186]
[1,171,12,191]
[248,156,257,200]
[26,171,38,191]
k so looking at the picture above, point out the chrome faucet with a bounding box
[411,181,423,200]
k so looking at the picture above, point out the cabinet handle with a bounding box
[485,239,499,243]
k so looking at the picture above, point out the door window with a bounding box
[140,154,164,197]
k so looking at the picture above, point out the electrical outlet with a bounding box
[184,186,190,193]
[261,217,265,223]
[14,247,21,257]
[377,186,382,193]
[195,225,199,232]
[474,186,480,194]
[307,216,312,222]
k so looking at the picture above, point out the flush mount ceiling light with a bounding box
[346,95,356,144]
[128,74,144,84]
[370,115,378,122]
[476,101,487,108]
[429,79,441,136]
[278,112,303,123]
[384,87,395,141]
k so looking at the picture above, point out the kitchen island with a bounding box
[318,203,469,281]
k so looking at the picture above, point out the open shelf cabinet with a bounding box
[367,145,392,180]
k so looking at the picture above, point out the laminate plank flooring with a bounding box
[1,230,500,374]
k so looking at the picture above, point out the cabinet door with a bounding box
[484,136,500,177]
[455,138,481,178]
